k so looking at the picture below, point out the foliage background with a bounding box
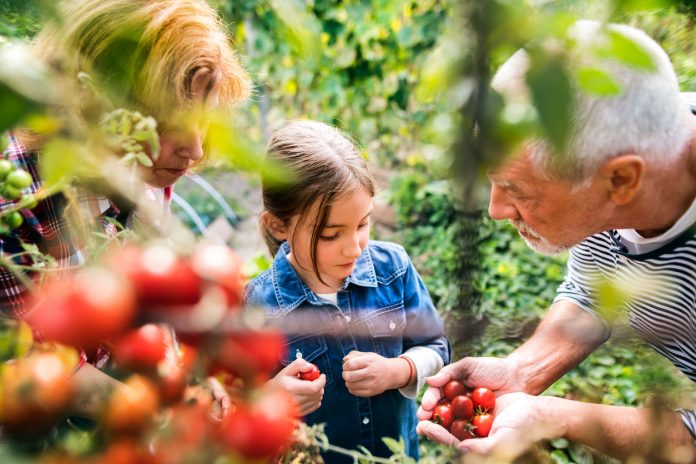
[2,0,696,462]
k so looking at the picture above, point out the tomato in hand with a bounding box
[443,379,468,401]
[298,363,321,381]
[472,412,494,437]
[450,419,476,441]
[472,387,496,412]
[451,394,474,419]
[432,402,454,430]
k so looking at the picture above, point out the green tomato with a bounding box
[22,194,38,210]
[5,211,23,229]
[4,185,23,200]
[6,169,32,189]
[0,160,12,180]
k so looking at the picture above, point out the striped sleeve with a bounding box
[677,409,696,440]
[553,240,612,340]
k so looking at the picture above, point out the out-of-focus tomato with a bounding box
[213,330,286,383]
[26,267,136,349]
[191,244,244,310]
[157,363,188,406]
[112,324,167,373]
[104,375,159,435]
[0,352,73,433]
[217,389,298,460]
[106,245,203,309]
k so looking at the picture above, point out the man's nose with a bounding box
[177,128,204,161]
[488,184,518,221]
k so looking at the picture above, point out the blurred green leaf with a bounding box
[576,67,622,96]
[600,29,656,71]
[526,50,573,153]
[39,138,81,187]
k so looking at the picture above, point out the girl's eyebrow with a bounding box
[324,209,373,229]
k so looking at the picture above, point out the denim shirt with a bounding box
[244,240,451,463]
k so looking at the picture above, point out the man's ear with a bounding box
[261,211,288,240]
[599,154,645,206]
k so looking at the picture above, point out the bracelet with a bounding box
[398,355,415,389]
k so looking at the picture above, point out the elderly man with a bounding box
[417,20,696,461]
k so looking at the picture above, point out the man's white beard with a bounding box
[510,220,571,256]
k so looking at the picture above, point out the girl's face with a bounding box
[286,187,373,293]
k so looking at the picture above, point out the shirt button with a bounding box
[295,350,303,359]
[362,417,370,425]
[389,321,396,330]
[345,315,351,322]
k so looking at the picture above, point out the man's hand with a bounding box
[417,392,562,459]
[342,351,409,397]
[417,356,522,421]
[268,358,326,416]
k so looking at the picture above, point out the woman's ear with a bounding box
[261,211,288,240]
[599,154,645,206]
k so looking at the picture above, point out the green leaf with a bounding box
[381,436,405,454]
[526,50,573,153]
[39,138,80,187]
[576,67,622,97]
[602,29,656,71]
[135,151,153,167]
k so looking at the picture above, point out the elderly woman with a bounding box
[1,0,250,417]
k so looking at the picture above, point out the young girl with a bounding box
[244,120,450,463]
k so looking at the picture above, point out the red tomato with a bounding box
[472,412,495,437]
[191,244,245,310]
[432,403,454,430]
[443,380,468,402]
[217,390,298,460]
[450,419,476,441]
[107,245,203,309]
[26,267,136,349]
[298,363,321,381]
[472,387,496,412]
[213,330,286,383]
[156,363,188,406]
[451,394,474,419]
[0,352,73,433]
[104,375,159,435]
[112,324,167,373]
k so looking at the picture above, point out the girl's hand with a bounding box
[342,351,410,397]
[267,358,326,416]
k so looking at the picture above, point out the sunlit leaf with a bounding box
[39,138,81,187]
[525,50,573,153]
[599,29,656,71]
[576,67,622,96]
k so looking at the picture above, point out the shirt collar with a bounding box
[271,241,378,312]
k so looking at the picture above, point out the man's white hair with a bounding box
[492,20,693,182]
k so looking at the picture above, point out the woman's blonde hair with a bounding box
[262,120,376,283]
[25,0,250,141]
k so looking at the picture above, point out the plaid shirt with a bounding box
[1,133,172,366]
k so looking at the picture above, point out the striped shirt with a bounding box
[554,93,696,438]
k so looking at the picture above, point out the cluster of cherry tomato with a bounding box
[1,242,300,463]
[432,380,496,439]
[0,158,36,229]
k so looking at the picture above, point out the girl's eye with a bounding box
[358,222,368,229]
[320,233,340,241]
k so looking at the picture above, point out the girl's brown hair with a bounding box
[261,120,376,284]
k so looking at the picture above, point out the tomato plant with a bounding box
[26,267,136,349]
[217,389,298,460]
[112,324,167,373]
